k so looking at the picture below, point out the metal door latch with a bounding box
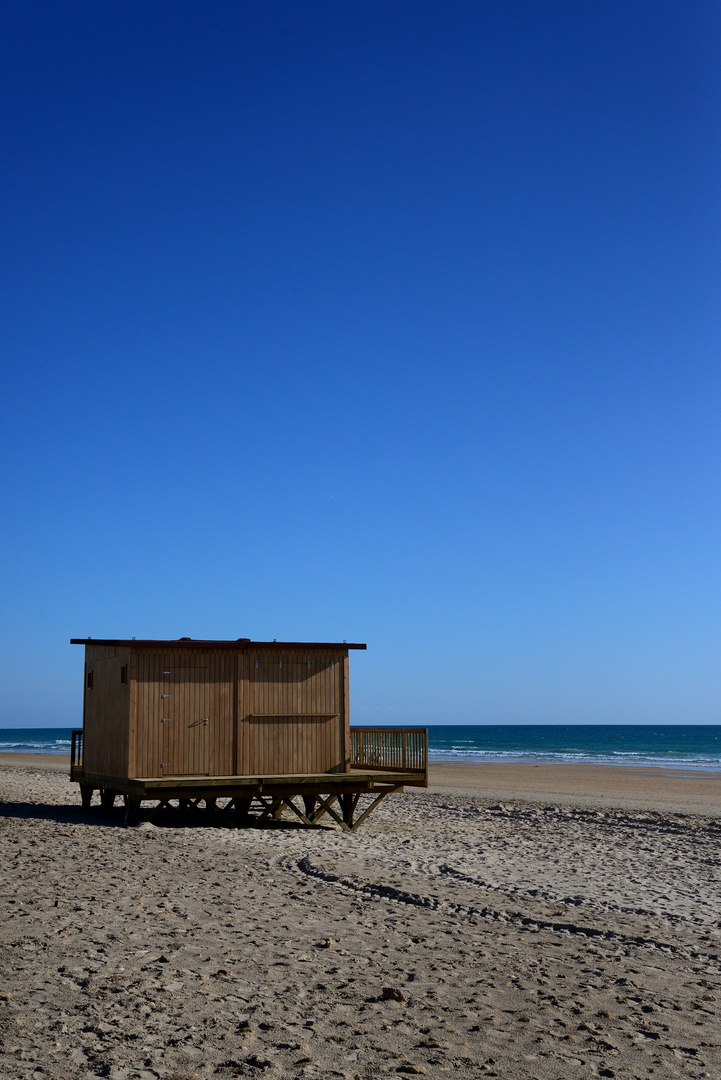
[161,717,170,723]
[161,694,170,699]
[202,717,209,726]
[160,762,169,767]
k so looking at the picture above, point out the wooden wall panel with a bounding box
[133,649,162,778]
[236,653,249,774]
[209,649,235,775]
[82,643,352,782]
[82,649,131,779]
[237,649,346,775]
[132,651,215,777]
[342,653,350,772]
[162,667,209,775]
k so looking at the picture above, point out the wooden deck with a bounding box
[70,726,427,831]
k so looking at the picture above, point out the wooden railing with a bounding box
[71,729,83,770]
[350,727,427,775]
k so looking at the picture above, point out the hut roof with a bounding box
[70,638,366,650]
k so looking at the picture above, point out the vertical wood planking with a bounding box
[231,649,238,775]
[209,649,233,775]
[237,652,248,774]
[242,651,343,775]
[342,651,350,772]
[322,654,330,773]
[311,654,320,773]
[324,654,331,772]
[78,642,359,784]
[307,654,314,773]
[82,646,131,778]
[317,654,325,773]
[161,657,212,775]
[128,649,138,776]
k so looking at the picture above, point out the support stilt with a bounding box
[206,797,235,828]
[340,792,359,826]
[124,797,141,827]
[234,796,253,826]
[80,784,94,810]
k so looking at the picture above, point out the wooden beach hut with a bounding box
[69,637,427,830]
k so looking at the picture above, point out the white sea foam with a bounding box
[427,747,721,770]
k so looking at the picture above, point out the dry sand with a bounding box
[1,755,719,1080]
[427,762,721,817]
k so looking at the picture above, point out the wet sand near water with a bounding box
[427,761,721,817]
[0,752,71,771]
[1,755,719,1080]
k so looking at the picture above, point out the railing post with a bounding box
[402,730,406,770]
[70,729,84,771]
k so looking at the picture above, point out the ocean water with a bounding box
[0,728,73,754]
[425,724,721,770]
[0,725,719,770]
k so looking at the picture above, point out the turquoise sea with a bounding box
[1,725,720,770]
[424,724,721,770]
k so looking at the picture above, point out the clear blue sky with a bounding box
[1,2,719,728]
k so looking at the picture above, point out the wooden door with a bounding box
[244,654,343,775]
[160,667,210,776]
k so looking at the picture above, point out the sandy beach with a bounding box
[427,762,721,817]
[1,755,719,1080]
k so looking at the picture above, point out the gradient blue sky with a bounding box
[1,2,719,728]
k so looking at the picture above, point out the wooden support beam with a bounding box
[234,796,253,825]
[79,770,408,832]
[339,792,360,826]
[148,799,172,824]
[282,797,315,827]
[350,786,401,831]
[314,793,351,832]
[124,797,141,827]
[307,793,339,825]
[255,795,284,824]
[205,798,236,829]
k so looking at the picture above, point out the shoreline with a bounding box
[2,752,719,815]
